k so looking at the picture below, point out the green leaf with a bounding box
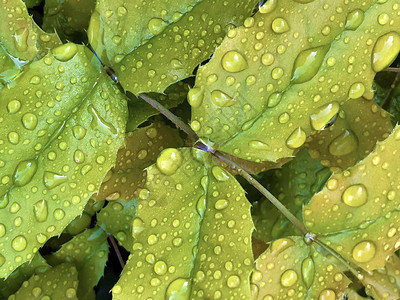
[42,0,96,42]
[126,79,191,131]
[251,236,351,299]
[0,44,127,278]
[252,149,330,243]
[190,0,400,162]
[94,122,183,201]
[306,95,393,172]
[112,148,254,299]
[22,0,42,8]
[0,253,50,298]
[304,126,400,271]
[97,199,137,250]
[46,227,109,300]
[88,0,259,94]
[9,262,79,299]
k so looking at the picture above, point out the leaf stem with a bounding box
[138,93,199,142]
[387,67,400,72]
[108,235,125,269]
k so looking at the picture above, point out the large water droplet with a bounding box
[271,18,289,33]
[13,160,38,187]
[33,200,48,222]
[286,127,306,149]
[165,278,190,299]
[221,51,248,73]
[51,42,78,61]
[310,102,340,130]
[22,113,38,130]
[301,257,315,288]
[72,125,87,140]
[372,32,400,72]
[291,46,330,84]
[154,260,167,275]
[345,9,364,30]
[187,87,204,108]
[328,130,358,156]
[280,269,298,287]
[14,28,29,52]
[132,217,145,238]
[88,104,118,136]
[211,166,229,182]
[7,100,21,114]
[318,289,336,300]
[259,0,277,14]
[196,196,206,216]
[342,184,368,207]
[271,238,295,254]
[148,18,168,35]
[43,171,68,189]
[348,82,365,99]
[227,275,241,288]
[352,241,376,263]
[211,90,236,107]
[12,235,27,251]
[156,148,182,175]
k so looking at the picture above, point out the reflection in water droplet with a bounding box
[221,51,248,73]
[13,160,38,187]
[372,32,400,72]
[291,46,330,84]
[328,130,358,156]
[156,148,182,175]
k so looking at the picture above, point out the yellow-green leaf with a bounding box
[190,0,400,162]
[112,148,254,299]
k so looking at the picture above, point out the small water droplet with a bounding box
[211,90,236,107]
[22,113,38,130]
[221,51,248,73]
[51,42,78,61]
[154,260,167,275]
[342,184,368,207]
[328,130,358,156]
[148,18,168,35]
[352,241,376,263]
[196,196,206,216]
[372,32,400,72]
[211,166,229,182]
[215,199,228,210]
[7,100,21,114]
[271,18,289,33]
[261,52,275,66]
[33,200,48,222]
[12,235,27,251]
[248,140,270,150]
[132,217,145,238]
[348,82,365,99]
[13,160,37,187]
[156,148,182,175]
[0,193,9,209]
[280,269,298,287]
[267,92,282,107]
[286,127,306,149]
[72,125,86,140]
[227,275,240,288]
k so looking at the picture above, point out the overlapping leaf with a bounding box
[190,0,400,162]
[304,126,400,271]
[251,236,350,299]
[97,199,137,250]
[9,262,79,299]
[306,96,392,172]
[0,44,127,277]
[46,227,109,299]
[113,148,254,299]
[88,0,259,94]
[94,122,183,201]
[252,149,330,243]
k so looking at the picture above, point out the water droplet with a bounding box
[54,209,65,220]
[72,126,86,140]
[13,160,37,187]
[30,76,41,85]
[74,150,85,164]
[378,13,389,25]
[51,42,78,61]
[148,18,168,35]
[11,235,27,252]
[271,67,284,79]
[372,32,400,72]
[7,100,21,114]
[187,87,204,108]
[319,289,336,300]
[132,218,145,238]
[280,269,298,287]
[342,184,368,207]
[14,28,29,52]
[156,148,182,175]
[267,92,282,107]
[271,18,289,33]
[8,132,19,144]
[271,238,295,254]
[0,254,4,267]
[33,200,48,222]
[248,140,270,150]
[221,51,248,73]
[227,275,240,288]
[43,171,67,189]
[0,193,9,209]
[301,257,315,288]
[215,199,228,210]
[328,130,358,156]
[310,102,340,130]
[345,9,364,30]
[22,113,38,130]
[286,127,306,149]
[291,46,329,84]
[196,196,206,216]
[166,278,190,299]
[154,260,167,275]
[352,241,376,263]
[211,90,236,107]
[348,82,365,99]
[0,223,6,238]
[211,166,229,182]
[88,105,117,136]
[261,52,275,66]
